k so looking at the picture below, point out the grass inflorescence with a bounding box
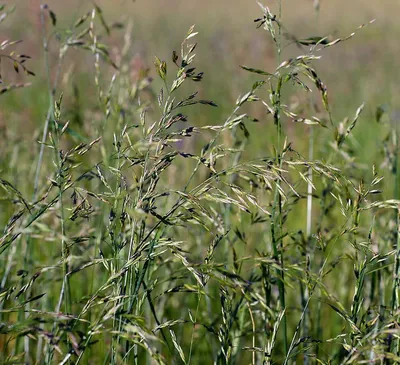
[0,2,399,364]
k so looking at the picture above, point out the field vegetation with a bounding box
[1,1,400,364]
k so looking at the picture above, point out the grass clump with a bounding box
[1,2,400,364]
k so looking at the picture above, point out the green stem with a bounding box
[270,10,288,346]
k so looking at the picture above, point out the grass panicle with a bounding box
[0,2,399,364]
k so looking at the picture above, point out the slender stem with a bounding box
[303,128,313,364]
[303,4,319,362]
[389,120,400,357]
[268,0,288,355]
[111,136,123,365]
[35,4,69,363]
[187,293,201,364]
[34,4,56,197]
[306,129,314,238]
[24,5,58,363]
[277,0,282,61]
[390,206,400,356]
[284,215,353,365]
[247,299,256,365]
[45,110,71,365]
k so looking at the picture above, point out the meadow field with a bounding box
[1,1,400,364]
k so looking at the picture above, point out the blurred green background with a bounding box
[1,0,398,151]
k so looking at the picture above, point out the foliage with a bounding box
[0,2,399,364]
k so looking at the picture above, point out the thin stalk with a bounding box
[122,218,137,363]
[391,207,400,356]
[270,180,287,355]
[306,128,314,239]
[268,0,288,354]
[57,165,70,311]
[390,124,400,357]
[246,299,256,365]
[187,293,202,364]
[23,4,65,363]
[368,216,378,364]
[45,120,71,365]
[74,306,111,365]
[277,0,282,61]
[303,4,320,362]
[34,4,56,196]
[108,127,126,365]
[302,126,313,364]
[284,214,353,365]
[57,200,70,317]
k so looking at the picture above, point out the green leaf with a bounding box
[296,36,329,46]
[240,65,273,76]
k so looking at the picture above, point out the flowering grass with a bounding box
[1,2,400,364]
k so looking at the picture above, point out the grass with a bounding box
[1,1,400,364]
